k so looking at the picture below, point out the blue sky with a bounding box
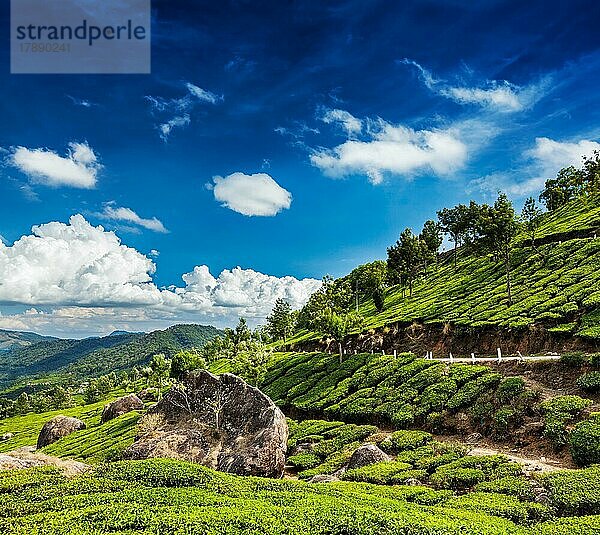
[0,0,599,337]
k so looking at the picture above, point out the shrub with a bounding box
[493,407,517,438]
[342,461,412,484]
[379,430,433,453]
[560,352,586,367]
[541,395,593,448]
[447,373,502,411]
[431,467,486,490]
[446,492,550,524]
[287,453,321,471]
[496,377,526,404]
[541,465,600,516]
[569,414,600,466]
[576,371,600,393]
[475,476,535,501]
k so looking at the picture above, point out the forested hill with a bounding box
[0,330,56,352]
[0,324,222,389]
[290,192,600,354]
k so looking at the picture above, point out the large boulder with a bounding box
[101,394,144,423]
[347,444,390,470]
[124,370,288,478]
[37,416,86,449]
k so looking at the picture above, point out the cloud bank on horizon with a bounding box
[0,215,320,337]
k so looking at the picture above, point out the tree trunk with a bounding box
[453,239,458,269]
[505,250,513,305]
[338,342,343,364]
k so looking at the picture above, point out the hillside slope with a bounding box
[0,330,55,353]
[292,196,600,354]
[0,324,222,389]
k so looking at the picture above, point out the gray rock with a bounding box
[308,474,340,483]
[465,432,483,445]
[347,444,390,470]
[124,370,288,478]
[101,394,144,423]
[137,388,158,402]
[1,432,13,441]
[37,416,86,448]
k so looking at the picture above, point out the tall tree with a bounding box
[437,204,471,268]
[316,310,364,363]
[420,219,443,272]
[582,150,600,195]
[539,166,583,211]
[149,353,172,398]
[266,298,295,343]
[477,193,519,304]
[347,261,388,312]
[521,197,543,252]
[387,228,426,297]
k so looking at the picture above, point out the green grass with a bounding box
[0,388,135,454]
[1,458,599,534]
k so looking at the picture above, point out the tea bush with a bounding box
[576,371,600,393]
[569,414,600,466]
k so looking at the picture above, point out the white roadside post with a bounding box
[471,352,476,364]
[497,347,502,363]
[449,352,454,363]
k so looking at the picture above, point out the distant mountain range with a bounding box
[0,330,56,352]
[0,324,222,390]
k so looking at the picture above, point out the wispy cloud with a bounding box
[319,107,362,136]
[6,142,101,189]
[99,204,169,233]
[158,114,191,142]
[400,58,551,113]
[66,95,97,108]
[470,136,600,197]
[146,82,222,141]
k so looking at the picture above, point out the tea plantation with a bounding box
[1,458,600,534]
[289,195,600,345]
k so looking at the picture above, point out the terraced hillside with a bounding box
[291,195,600,354]
[261,351,600,464]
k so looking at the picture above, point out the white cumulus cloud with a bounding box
[310,118,468,184]
[0,215,320,336]
[7,142,100,188]
[100,205,168,233]
[210,172,292,216]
